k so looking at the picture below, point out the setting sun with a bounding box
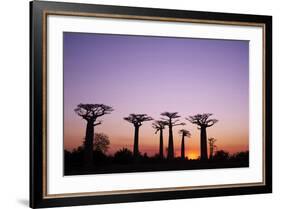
[187,152,199,160]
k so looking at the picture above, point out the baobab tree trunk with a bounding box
[159,129,164,159]
[209,147,213,160]
[200,127,208,161]
[84,121,94,166]
[133,125,140,158]
[167,125,174,160]
[181,134,185,160]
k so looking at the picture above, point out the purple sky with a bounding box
[63,32,249,158]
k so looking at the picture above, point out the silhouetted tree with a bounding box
[213,150,229,161]
[208,137,217,160]
[231,151,249,162]
[161,112,185,160]
[64,150,71,171]
[75,104,113,166]
[93,133,110,153]
[114,148,133,164]
[69,146,84,166]
[178,129,191,160]
[187,114,218,161]
[152,120,168,159]
[92,150,108,165]
[124,114,153,158]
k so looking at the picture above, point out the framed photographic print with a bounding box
[30,0,272,208]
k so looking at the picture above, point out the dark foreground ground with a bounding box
[64,158,249,176]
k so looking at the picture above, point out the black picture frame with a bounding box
[30,1,272,208]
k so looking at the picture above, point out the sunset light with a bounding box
[63,32,249,175]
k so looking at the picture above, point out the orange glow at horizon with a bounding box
[64,119,249,158]
[174,149,200,160]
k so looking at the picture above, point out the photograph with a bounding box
[63,32,250,175]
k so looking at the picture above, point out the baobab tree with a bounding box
[208,137,217,160]
[152,120,168,159]
[161,112,185,160]
[179,129,191,160]
[74,104,113,166]
[124,114,153,158]
[187,113,218,161]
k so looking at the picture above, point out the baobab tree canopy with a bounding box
[179,129,191,138]
[75,103,114,123]
[187,113,218,128]
[124,114,153,127]
[75,103,114,122]
[152,120,168,134]
[160,112,186,126]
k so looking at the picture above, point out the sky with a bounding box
[63,32,249,159]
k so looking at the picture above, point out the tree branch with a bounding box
[173,122,186,127]
[93,121,102,126]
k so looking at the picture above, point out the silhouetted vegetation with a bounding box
[93,133,110,153]
[179,129,191,160]
[74,103,113,167]
[187,114,218,161]
[160,112,185,160]
[64,147,249,175]
[213,150,230,161]
[152,120,168,159]
[114,148,133,164]
[64,107,249,175]
[208,137,217,160]
[230,151,249,162]
[124,114,153,159]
